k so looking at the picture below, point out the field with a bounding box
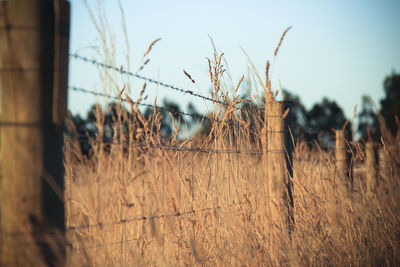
[64,14,399,266]
[64,81,400,266]
[0,2,399,266]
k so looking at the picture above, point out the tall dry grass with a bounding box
[65,6,400,264]
[64,51,400,266]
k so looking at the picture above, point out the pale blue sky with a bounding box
[68,0,400,119]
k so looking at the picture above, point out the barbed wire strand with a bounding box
[67,202,243,232]
[69,86,240,127]
[65,133,265,155]
[68,133,333,162]
[69,53,232,108]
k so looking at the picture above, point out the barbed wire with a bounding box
[67,202,243,232]
[65,133,264,155]
[69,86,240,127]
[73,237,139,251]
[67,87,281,156]
[69,53,233,108]
[150,144,263,155]
[72,202,246,251]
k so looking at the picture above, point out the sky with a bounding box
[68,0,400,121]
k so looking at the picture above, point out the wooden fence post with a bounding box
[266,101,287,228]
[335,130,347,180]
[0,0,69,265]
[378,146,390,181]
[365,141,376,195]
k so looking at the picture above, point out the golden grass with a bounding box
[64,81,400,266]
[64,9,400,264]
[274,26,292,57]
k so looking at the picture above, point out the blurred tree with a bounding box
[69,113,93,155]
[380,71,400,136]
[143,99,187,137]
[85,103,103,136]
[239,100,263,142]
[282,89,308,142]
[306,97,351,147]
[68,98,190,155]
[187,102,212,135]
[104,102,129,140]
[162,99,186,137]
[357,95,380,141]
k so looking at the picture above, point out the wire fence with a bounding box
[68,54,326,136]
[67,54,332,159]
[67,53,294,158]
[70,203,247,251]
[69,131,335,160]
[65,53,274,254]
[67,133,264,155]
[1,50,351,254]
[67,202,243,232]
[65,54,264,252]
[69,53,232,108]
[69,86,240,127]
[67,65,267,155]
[2,203,245,252]
[67,84,319,158]
[0,50,344,168]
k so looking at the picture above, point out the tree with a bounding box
[380,71,400,136]
[282,89,308,142]
[142,99,187,138]
[306,97,351,147]
[281,90,350,147]
[187,102,212,135]
[357,95,379,141]
[67,98,193,155]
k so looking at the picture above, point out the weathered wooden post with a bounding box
[365,141,376,195]
[378,146,390,181]
[335,130,347,180]
[0,0,70,265]
[266,101,287,228]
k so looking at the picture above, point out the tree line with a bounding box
[68,71,400,153]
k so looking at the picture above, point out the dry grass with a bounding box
[64,61,400,266]
[64,9,400,264]
[64,108,400,266]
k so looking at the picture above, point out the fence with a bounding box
[2,50,396,261]
[52,52,293,257]
[64,55,398,256]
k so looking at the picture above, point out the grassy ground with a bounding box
[64,95,400,266]
[64,9,400,264]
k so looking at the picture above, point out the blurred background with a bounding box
[68,0,400,141]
